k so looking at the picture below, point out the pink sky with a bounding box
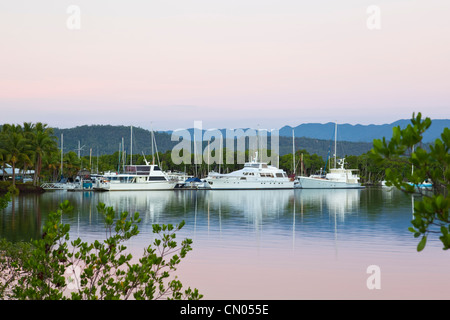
[0,1,449,131]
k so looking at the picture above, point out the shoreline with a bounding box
[0,182,45,194]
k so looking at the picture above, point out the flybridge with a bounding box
[124,165,162,175]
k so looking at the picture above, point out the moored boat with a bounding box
[204,152,294,190]
[296,122,363,189]
[93,162,177,191]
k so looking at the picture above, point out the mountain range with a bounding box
[279,119,450,143]
[50,118,449,159]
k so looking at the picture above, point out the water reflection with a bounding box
[1,188,418,251]
[2,188,447,299]
[1,188,364,243]
[295,189,361,219]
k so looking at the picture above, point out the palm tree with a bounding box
[0,125,31,188]
[27,123,58,185]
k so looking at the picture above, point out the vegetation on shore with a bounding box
[0,123,58,191]
[371,112,449,252]
[0,193,202,300]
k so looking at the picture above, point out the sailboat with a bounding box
[297,122,363,189]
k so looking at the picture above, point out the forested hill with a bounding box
[279,119,450,143]
[52,125,175,158]
[51,125,373,160]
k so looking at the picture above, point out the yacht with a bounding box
[297,158,363,189]
[204,152,294,190]
[296,122,363,189]
[93,161,178,191]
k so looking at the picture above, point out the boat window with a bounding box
[136,166,151,174]
[148,176,167,181]
[262,164,268,168]
[276,173,283,178]
[125,166,136,173]
[153,166,161,171]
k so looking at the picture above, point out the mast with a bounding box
[207,140,210,174]
[60,133,63,179]
[151,124,155,165]
[122,137,125,172]
[292,128,295,175]
[334,121,337,169]
[130,125,133,166]
[118,142,121,172]
[219,135,223,174]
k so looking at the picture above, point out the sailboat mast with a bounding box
[130,125,133,166]
[334,121,337,169]
[60,133,63,178]
[292,128,295,175]
[122,137,125,172]
[151,127,155,165]
[118,142,121,172]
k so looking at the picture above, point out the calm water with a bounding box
[1,187,449,299]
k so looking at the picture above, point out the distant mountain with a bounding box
[48,118,448,159]
[52,125,175,157]
[279,119,450,143]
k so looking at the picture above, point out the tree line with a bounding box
[0,123,58,189]
[1,122,409,187]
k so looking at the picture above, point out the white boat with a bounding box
[297,158,363,189]
[296,122,363,189]
[204,152,294,190]
[93,162,177,191]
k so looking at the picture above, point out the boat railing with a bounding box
[41,182,77,190]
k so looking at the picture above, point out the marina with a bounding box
[1,0,447,303]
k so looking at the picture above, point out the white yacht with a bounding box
[297,158,363,189]
[204,152,294,190]
[296,122,363,189]
[93,161,178,191]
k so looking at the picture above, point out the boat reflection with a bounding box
[294,189,362,221]
[0,188,363,244]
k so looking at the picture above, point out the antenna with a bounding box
[75,140,86,159]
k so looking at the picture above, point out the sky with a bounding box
[0,0,449,131]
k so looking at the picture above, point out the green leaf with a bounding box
[417,236,427,252]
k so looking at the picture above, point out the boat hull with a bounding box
[93,181,176,191]
[297,176,363,189]
[205,178,294,190]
